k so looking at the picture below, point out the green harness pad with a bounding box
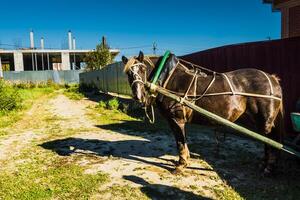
[151,50,171,85]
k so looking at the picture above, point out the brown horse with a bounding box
[122,51,284,175]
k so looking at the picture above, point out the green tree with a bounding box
[84,38,114,71]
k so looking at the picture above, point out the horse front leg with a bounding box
[168,118,190,174]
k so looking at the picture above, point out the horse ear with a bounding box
[122,56,128,64]
[137,51,144,62]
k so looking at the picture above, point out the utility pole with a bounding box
[152,42,157,55]
[102,36,107,47]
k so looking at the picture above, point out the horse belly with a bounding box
[190,96,246,125]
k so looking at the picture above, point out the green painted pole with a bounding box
[146,82,300,158]
[151,50,171,84]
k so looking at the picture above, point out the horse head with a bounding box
[122,51,156,104]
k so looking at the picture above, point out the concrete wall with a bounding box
[61,52,71,70]
[13,51,24,71]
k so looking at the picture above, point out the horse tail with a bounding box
[271,74,285,142]
[275,100,285,142]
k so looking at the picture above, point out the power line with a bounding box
[118,44,152,50]
[0,43,23,47]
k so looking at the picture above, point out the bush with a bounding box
[0,80,22,112]
[107,98,119,110]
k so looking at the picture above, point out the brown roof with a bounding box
[264,0,300,8]
[263,0,273,3]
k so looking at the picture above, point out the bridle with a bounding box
[125,56,155,89]
[128,62,148,89]
[124,57,156,123]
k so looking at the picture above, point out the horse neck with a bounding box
[145,56,160,80]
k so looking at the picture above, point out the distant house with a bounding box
[0,31,119,72]
[0,49,119,72]
[264,0,300,38]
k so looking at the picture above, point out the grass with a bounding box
[0,82,84,129]
[0,91,108,200]
[0,148,108,200]
[88,94,172,135]
[0,87,57,129]
[63,84,84,100]
[97,185,148,200]
[213,185,244,200]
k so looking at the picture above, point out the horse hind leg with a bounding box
[262,106,283,176]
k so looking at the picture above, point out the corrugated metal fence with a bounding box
[79,37,300,133]
[181,36,300,133]
[79,62,131,95]
[3,70,82,84]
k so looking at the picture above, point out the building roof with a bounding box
[263,0,300,10]
[263,0,279,11]
[263,0,273,3]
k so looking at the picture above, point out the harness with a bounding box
[156,51,282,102]
[124,56,156,123]
[125,51,282,123]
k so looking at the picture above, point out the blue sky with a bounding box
[0,0,280,59]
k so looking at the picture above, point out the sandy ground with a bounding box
[1,94,299,199]
[44,95,225,198]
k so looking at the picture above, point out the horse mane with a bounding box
[123,55,159,73]
[123,57,137,73]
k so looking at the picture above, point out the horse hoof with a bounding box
[172,167,183,175]
[176,159,188,168]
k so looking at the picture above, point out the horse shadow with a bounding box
[95,120,300,199]
[40,120,213,173]
[40,136,176,172]
[123,175,211,200]
[40,119,300,199]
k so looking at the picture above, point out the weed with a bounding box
[63,84,84,100]
[213,185,243,200]
[0,80,22,112]
[96,101,107,109]
[120,103,129,113]
[107,98,119,110]
[0,82,58,129]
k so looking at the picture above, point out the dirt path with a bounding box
[1,94,299,199]
[38,95,241,199]
[0,96,50,163]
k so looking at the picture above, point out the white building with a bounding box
[0,31,119,72]
[0,49,119,71]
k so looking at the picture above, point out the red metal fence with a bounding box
[181,37,300,134]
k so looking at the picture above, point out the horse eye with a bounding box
[127,71,133,76]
